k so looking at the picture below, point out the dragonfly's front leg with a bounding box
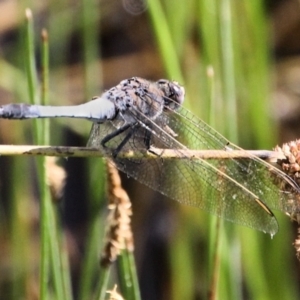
[143,128,166,158]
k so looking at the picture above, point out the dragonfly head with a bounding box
[157,79,185,111]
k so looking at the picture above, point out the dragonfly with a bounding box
[1,77,299,236]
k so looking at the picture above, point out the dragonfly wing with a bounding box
[88,121,278,235]
[165,106,300,216]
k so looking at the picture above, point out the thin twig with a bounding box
[0,144,285,162]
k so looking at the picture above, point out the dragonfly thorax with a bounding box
[106,77,167,121]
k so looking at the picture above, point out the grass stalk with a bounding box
[207,64,222,300]
[25,11,70,299]
[0,145,287,161]
[117,249,141,300]
[79,216,104,299]
[219,0,238,142]
[81,0,102,97]
[39,28,50,300]
[94,267,110,300]
[147,0,184,82]
[24,9,40,141]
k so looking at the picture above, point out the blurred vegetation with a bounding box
[0,0,300,299]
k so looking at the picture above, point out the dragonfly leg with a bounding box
[101,123,132,148]
[143,127,152,150]
[141,125,165,158]
[101,123,140,158]
[112,125,140,158]
[143,126,162,158]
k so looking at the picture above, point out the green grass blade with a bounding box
[117,249,141,300]
[147,0,183,82]
[94,267,110,300]
[39,28,51,300]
